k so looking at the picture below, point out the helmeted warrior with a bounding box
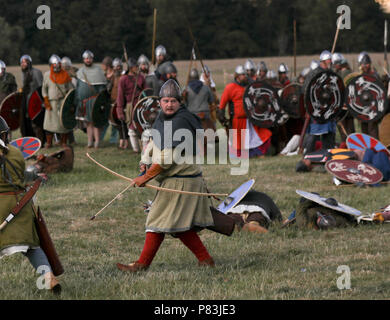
[199,65,219,124]
[116,57,146,151]
[256,61,268,81]
[61,57,78,87]
[278,63,290,87]
[100,56,119,145]
[0,116,61,294]
[332,53,355,141]
[20,54,44,140]
[74,50,107,148]
[332,53,351,78]
[163,62,179,84]
[183,68,215,132]
[116,79,215,272]
[154,45,173,81]
[42,54,74,148]
[138,54,150,78]
[0,60,17,103]
[218,65,272,158]
[358,51,379,77]
[146,46,172,96]
[357,51,381,139]
[111,58,123,103]
[297,67,311,85]
[303,50,337,154]
[319,50,332,70]
[244,59,257,82]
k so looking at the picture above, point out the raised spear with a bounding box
[384,19,389,76]
[151,8,157,66]
[293,19,297,78]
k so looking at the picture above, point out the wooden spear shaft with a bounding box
[185,43,195,88]
[151,8,157,66]
[331,14,342,54]
[384,20,389,75]
[293,19,297,78]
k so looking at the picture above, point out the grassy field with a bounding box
[1,55,390,300]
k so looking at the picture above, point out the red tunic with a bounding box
[219,82,272,154]
[116,74,145,110]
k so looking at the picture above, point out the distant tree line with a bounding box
[0,0,388,65]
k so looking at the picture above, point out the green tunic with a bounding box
[42,71,74,133]
[0,146,40,257]
[145,142,214,234]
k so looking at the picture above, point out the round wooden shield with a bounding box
[0,91,23,131]
[379,113,390,148]
[10,137,41,159]
[28,88,44,121]
[92,90,111,128]
[243,81,282,128]
[132,96,160,134]
[60,89,77,130]
[216,179,255,214]
[280,83,305,119]
[304,69,345,123]
[347,133,390,156]
[325,159,383,185]
[346,73,388,123]
[296,190,361,217]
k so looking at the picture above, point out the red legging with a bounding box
[138,230,212,266]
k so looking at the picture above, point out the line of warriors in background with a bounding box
[217,50,389,158]
[0,48,388,158]
[0,45,217,153]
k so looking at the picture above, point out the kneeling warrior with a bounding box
[116,80,216,272]
[0,116,62,294]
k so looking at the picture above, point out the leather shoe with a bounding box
[116,261,149,272]
[198,257,215,267]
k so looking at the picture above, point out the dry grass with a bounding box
[1,55,390,300]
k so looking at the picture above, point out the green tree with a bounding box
[0,16,25,65]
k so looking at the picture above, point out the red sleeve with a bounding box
[219,83,232,110]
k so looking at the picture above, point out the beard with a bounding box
[53,65,61,73]
[238,78,248,86]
